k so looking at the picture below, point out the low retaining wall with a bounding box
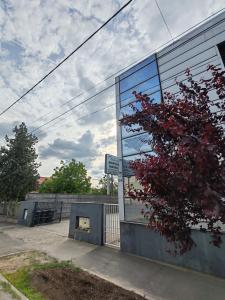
[26,193,117,219]
[120,221,225,278]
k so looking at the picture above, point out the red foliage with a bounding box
[120,65,225,255]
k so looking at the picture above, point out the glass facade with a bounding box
[118,54,162,222]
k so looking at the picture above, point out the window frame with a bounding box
[217,41,225,68]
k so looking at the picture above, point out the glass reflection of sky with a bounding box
[118,53,161,223]
[121,88,161,108]
[120,61,158,93]
[122,133,152,156]
[120,91,162,138]
[120,75,160,103]
[119,55,156,80]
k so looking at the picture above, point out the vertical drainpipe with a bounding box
[115,75,125,221]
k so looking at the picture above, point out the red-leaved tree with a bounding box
[121,65,225,255]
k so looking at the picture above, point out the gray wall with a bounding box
[120,221,225,278]
[18,201,36,226]
[26,193,117,218]
[69,203,104,246]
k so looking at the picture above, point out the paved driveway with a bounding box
[0,221,225,300]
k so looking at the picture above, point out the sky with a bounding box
[0,0,225,181]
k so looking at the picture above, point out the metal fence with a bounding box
[31,201,63,226]
[103,204,120,248]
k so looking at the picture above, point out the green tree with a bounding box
[0,122,40,202]
[39,159,91,194]
[91,175,118,195]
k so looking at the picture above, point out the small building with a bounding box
[115,10,225,277]
[37,176,49,186]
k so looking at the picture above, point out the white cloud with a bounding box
[0,0,225,178]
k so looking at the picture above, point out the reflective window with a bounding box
[120,91,161,138]
[120,90,161,117]
[120,61,158,93]
[124,198,147,223]
[120,76,160,104]
[120,54,156,80]
[121,124,144,139]
[122,133,152,156]
[118,53,161,224]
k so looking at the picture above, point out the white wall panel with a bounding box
[158,12,225,57]
[159,30,225,73]
[158,21,225,65]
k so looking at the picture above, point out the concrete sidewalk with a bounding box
[0,221,225,300]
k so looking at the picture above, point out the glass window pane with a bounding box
[119,54,156,80]
[120,61,158,93]
[120,91,162,138]
[124,198,147,223]
[122,133,152,156]
[120,76,160,104]
[120,87,161,107]
[122,124,144,139]
[122,152,154,176]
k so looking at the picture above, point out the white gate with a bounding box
[104,204,120,247]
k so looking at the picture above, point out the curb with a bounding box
[0,273,29,300]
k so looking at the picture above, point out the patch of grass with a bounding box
[0,281,21,300]
[5,268,43,300]
[4,260,81,300]
[32,260,81,272]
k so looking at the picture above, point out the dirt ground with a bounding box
[0,251,145,300]
[31,267,146,300]
[0,251,55,274]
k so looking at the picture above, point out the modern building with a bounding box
[115,10,225,277]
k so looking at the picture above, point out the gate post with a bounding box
[30,201,38,227]
[59,201,63,222]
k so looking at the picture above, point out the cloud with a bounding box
[39,130,100,161]
[98,135,116,147]
[1,0,225,177]
[0,121,47,141]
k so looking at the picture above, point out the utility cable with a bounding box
[31,7,225,125]
[30,56,219,136]
[154,0,174,41]
[0,0,133,118]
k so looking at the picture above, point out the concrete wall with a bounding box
[69,203,104,246]
[17,201,36,226]
[120,221,225,278]
[26,193,117,218]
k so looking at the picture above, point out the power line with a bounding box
[4,6,225,128]
[0,0,133,118]
[31,57,221,139]
[0,55,219,146]
[154,0,174,41]
[31,55,219,136]
[31,82,115,134]
[30,7,225,126]
[0,4,224,142]
[0,56,223,146]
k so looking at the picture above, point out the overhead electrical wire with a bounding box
[31,56,221,138]
[154,0,174,42]
[0,0,133,118]
[31,6,225,126]
[0,5,224,143]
